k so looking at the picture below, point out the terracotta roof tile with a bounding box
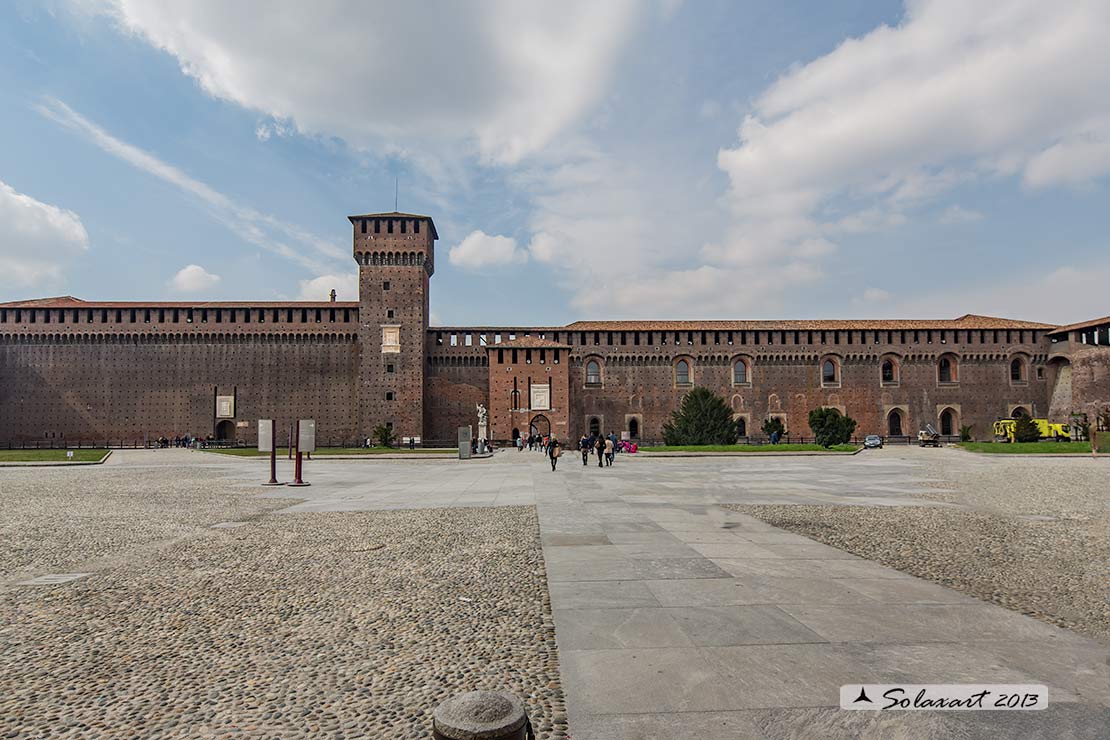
[1046,316,1110,334]
[562,314,1055,331]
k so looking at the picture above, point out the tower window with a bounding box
[385,392,394,401]
[387,220,394,234]
[387,310,395,319]
[383,281,391,291]
[414,220,420,234]
[386,363,395,373]
[374,219,381,234]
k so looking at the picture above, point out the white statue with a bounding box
[476,403,488,427]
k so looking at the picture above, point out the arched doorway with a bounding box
[530,415,550,437]
[511,427,520,441]
[215,419,236,442]
[735,417,747,437]
[628,418,639,439]
[1011,406,1030,418]
[939,408,957,436]
[887,409,904,437]
[588,417,600,436]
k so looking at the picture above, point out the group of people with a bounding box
[153,435,203,448]
[579,431,619,468]
[511,430,627,472]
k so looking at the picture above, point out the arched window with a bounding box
[586,360,601,385]
[881,359,897,384]
[1010,357,1025,382]
[589,417,601,436]
[821,358,839,385]
[736,416,747,437]
[628,418,640,439]
[675,359,691,386]
[1011,406,1030,418]
[938,355,957,383]
[732,359,749,384]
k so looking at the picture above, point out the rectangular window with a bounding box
[497,349,504,364]
[361,219,367,234]
[400,220,407,234]
[385,391,394,401]
[383,281,391,291]
[387,363,395,373]
[374,219,381,234]
[414,220,420,234]
[387,219,394,234]
[387,309,395,319]
[465,333,473,346]
[512,349,518,364]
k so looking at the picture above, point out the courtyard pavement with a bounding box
[56,449,1110,736]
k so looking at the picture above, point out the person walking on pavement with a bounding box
[604,435,615,466]
[580,434,590,466]
[595,435,606,467]
[549,437,561,471]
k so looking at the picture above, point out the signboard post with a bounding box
[259,419,283,486]
[288,419,314,486]
[458,426,472,460]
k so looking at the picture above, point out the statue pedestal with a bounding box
[478,424,488,443]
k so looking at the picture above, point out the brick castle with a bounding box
[2,212,1108,446]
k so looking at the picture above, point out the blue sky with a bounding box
[1,0,1108,326]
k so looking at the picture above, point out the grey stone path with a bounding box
[111,448,1110,736]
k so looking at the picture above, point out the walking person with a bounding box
[604,435,615,466]
[549,437,561,471]
[580,434,590,466]
[595,435,605,468]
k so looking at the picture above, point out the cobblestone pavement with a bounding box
[728,448,1110,643]
[0,455,565,739]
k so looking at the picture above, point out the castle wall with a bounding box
[0,332,359,446]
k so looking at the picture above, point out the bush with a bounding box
[807,407,857,448]
[959,424,974,442]
[372,424,396,448]
[1012,415,1041,443]
[662,387,739,446]
[761,417,786,439]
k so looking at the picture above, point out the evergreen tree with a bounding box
[761,416,785,439]
[1012,414,1041,443]
[662,387,739,445]
[373,423,397,448]
[807,407,858,448]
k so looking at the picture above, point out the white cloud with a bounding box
[297,272,358,302]
[0,178,89,290]
[938,205,984,224]
[100,1,645,164]
[891,262,1110,326]
[169,264,221,292]
[852,287,892,307]
[448,230,527,270]
[36,97,343,275]
[714,0,1110,268]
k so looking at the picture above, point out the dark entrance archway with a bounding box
[215,419,236,441]
[888,409,904,437]
[1011,406,1030,418]
[588,417,600,436]
[940,408,957,436]
[511,427,520,441]
[628,418,640,439]
[530,415,550,437]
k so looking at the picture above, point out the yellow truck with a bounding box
[992,418,1070,442]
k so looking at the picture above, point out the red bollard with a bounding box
[288,418,310,487]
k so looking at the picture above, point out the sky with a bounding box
[1,0,1108,326]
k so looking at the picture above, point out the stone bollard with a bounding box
[432,691,533,740]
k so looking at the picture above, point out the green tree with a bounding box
[807,407,858,448]
[662,387,739,446]
[373,423,397,448]
[1012,414,1041,443]
[761,416,785,439]
[959,424,974,442]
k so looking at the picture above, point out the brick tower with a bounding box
[349,212,437,444]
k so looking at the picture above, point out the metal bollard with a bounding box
[432,691,533,740]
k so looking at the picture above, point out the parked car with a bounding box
[864,434,883,449]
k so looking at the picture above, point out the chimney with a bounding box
[329,289,337,303]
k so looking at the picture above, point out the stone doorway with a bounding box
[888,409,904,436]
[530,415,550,437]
[215,419,236,441]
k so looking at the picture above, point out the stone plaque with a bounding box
[381,325,401,353]
[530,384,550,411]
[258,420,273,452]
[216,395,235,418]
[298,419,316,452]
